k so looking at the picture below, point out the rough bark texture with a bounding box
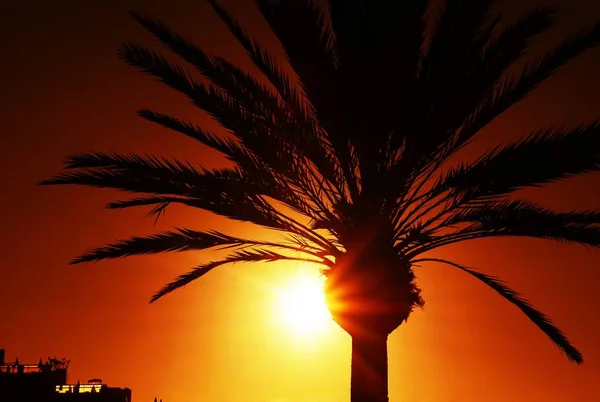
[350,332,389,402]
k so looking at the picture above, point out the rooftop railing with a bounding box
[0,364,50,374]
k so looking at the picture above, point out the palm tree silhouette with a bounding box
[41,1,600,401]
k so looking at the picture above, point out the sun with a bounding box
[276,272,332,336]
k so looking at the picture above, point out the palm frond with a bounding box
[448,200,600,247]
[385,2,526,204]
[118,44,273,149]
[430,6,556,164]
[254,0,336,121]
[228,247,326,265]
[209,58,346,201]
[404,0,496,161]
[41,153,299,230]
[136,109,240,155]
[106,196,197,220]
[449,199,600,227]
[139,108,347,225]
[118,42,199,97]
[254,0,359,199]
[118,42,304,178]
[136,109,287,188]
[128,13,303,135]
[150,248,329,302]
[71,229,240,264]
[435,122,600,203]
[150,259,229,302]
[40,163,198,197]
[129,12,225,87]
[405,199,600,258]
[58,150,335,226]
[411,258,582,364]
[70,228,329,264]
[61,151,200,176]
[41,152,228,195]
[206,0,309,122]
[107,196,184,209]
[107,193,340,257]
[455,21,600,149]
[129,11,292,125]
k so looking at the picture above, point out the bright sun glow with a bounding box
[276,273,331,336]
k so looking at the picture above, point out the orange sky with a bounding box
[1,1,600,401]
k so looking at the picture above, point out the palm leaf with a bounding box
[71,229,240,264]
[254,0,336,123]
[206,0,309,122]
[151,248,329,302]
[429,6,556,164]
[40,153,299,231]
[70,228,328,264]
[253,0,359,199]
[406,200,600,258]
[435,122,600,203]
[412,258,582,363]
[136,109,240,155]
[454,22,600,150]
[449,199,600,227]
[404,0,496,162]
[128,13,304,134]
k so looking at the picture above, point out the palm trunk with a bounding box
[350,332,389,402]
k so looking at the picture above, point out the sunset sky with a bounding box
[2,0,600,401]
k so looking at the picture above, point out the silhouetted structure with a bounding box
[0,349,132,402]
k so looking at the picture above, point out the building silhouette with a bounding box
[0,349,132,402]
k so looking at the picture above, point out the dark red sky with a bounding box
[1,1,600,401]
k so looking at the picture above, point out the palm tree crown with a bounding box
[42,0,600,390]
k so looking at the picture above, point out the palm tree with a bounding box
[41,0,600,401]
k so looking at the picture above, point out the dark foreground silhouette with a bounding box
[41,1,600,401]
[0,348,131,402]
